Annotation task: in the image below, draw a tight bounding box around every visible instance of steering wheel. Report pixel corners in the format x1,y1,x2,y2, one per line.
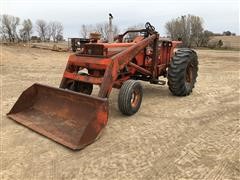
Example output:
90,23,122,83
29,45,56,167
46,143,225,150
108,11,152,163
145,22,155,32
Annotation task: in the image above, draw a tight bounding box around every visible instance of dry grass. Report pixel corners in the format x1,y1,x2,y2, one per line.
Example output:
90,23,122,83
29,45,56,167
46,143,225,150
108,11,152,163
210,36,240,49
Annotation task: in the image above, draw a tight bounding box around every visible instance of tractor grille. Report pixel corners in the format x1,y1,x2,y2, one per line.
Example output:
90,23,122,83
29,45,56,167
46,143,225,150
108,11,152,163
84,44,105,56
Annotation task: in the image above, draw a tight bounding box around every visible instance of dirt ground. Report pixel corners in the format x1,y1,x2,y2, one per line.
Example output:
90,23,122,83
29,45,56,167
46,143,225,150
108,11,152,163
0,45,239,179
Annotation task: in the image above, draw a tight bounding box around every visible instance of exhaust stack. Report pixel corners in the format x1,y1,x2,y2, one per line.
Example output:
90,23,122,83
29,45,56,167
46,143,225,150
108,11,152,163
108,13,114,43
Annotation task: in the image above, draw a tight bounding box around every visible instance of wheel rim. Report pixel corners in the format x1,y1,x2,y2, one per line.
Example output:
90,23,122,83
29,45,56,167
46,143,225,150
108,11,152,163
131,90,141,108
185,62,193,84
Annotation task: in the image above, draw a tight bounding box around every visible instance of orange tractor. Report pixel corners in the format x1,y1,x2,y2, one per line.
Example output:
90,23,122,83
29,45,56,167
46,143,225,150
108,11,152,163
8,23,198,150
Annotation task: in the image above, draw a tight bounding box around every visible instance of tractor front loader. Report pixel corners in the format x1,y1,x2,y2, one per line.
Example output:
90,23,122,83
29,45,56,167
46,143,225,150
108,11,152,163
7,23,198,150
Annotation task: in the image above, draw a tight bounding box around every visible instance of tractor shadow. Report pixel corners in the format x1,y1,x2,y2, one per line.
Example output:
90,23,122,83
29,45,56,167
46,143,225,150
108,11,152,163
107,82,179,119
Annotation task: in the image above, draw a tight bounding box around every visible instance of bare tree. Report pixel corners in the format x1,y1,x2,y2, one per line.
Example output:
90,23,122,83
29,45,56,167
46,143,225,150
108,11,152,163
0,14,20,42
19,19,33,42
95,22,119,40
80,22,119,40
95,23,108,39
35,19,48,41
113,25,119,37
165,20,176,39
45,25,51,41
0,16,6,41
80,24,88,38
199,30,214,47
126,24,144,40
48,21,63,42
56,22,64,42
190,15,204,47
47,22,55,41
80,24,94,38
165,15,204,47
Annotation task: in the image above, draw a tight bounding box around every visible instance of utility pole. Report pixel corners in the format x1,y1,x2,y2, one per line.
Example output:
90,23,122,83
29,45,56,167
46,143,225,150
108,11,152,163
108,13,114,43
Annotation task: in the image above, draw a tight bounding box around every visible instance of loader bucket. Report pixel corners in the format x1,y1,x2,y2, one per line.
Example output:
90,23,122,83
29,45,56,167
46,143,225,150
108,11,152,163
7,83,108,150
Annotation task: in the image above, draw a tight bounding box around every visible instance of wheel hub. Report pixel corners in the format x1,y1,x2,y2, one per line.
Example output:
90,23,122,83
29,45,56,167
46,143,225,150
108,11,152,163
131,90,141,108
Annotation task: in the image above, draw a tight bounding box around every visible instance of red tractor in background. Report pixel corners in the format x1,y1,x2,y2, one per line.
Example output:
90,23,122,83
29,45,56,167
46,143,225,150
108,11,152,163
8,22,198,150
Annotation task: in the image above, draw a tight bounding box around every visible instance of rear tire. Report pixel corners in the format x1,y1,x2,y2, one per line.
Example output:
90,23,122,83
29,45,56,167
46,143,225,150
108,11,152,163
118,80,143,116
167,48,198,96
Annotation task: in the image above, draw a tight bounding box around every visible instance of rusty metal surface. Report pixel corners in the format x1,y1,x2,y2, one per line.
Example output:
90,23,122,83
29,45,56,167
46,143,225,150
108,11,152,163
128,62,151,75
97,34,158,98
111,34,157,66
7,83,108,150
67,54,111,69
83,44,105,56
7,23,182,150
63,71,103,85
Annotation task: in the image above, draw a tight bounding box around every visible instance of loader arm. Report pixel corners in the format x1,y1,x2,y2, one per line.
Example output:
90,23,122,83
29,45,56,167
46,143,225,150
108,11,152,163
98,33,158,98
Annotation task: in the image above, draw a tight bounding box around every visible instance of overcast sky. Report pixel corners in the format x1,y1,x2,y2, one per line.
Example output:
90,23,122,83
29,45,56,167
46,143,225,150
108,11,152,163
1,0,239,38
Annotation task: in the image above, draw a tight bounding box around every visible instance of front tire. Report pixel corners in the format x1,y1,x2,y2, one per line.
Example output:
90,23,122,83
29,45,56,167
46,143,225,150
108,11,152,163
168,48,198,96
118,80,143,116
